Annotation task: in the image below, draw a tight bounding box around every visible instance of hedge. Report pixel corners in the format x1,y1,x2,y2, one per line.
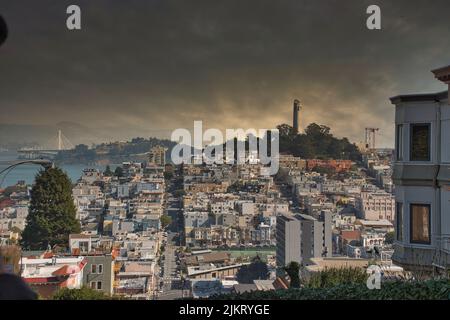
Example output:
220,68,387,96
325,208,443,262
212,279,450,300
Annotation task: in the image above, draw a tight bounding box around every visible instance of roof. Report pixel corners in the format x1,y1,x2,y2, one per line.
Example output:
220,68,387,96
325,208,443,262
52,265,73,276
185,251,230,266
432,65,450,83
340,230,361,241
69,234,92,239
187,263,250,276
253,280,275,291
390,90,448,104
357,219,393,227
124,261,153,273
272,276,290,290
305,257,370,273
233,283,258,294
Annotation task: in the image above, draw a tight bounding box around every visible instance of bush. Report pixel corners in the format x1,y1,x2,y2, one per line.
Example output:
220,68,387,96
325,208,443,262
305,267,368,288
52,287,113,300
212,279,450,300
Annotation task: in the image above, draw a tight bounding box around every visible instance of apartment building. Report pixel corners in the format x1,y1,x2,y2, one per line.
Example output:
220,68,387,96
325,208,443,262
276,212,332,268
356,190,395,221
391,65,450,271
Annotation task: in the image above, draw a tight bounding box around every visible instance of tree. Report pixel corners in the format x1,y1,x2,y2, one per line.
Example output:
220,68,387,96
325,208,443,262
284,261,301,288
160,215,172,229
163,171,174,180
385,231,395,244
21,167,80,250
103,165,113,177
277,122,362,161
114,166,124,178
235,256,269,284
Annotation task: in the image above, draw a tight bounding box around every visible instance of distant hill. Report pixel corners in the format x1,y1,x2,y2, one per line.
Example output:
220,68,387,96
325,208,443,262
55,137,177,165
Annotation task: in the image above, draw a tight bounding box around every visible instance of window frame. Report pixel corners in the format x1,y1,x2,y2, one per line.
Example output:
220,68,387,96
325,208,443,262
409,123,431,162
396,124,404,161
396,202,403,241
91,264,97,274
409,203,431,245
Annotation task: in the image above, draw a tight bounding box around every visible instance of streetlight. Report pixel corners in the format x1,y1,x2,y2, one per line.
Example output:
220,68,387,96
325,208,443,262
0,159,54,187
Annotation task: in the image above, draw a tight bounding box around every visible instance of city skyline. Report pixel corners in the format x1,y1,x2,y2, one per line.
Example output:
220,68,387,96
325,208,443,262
1,0,450,148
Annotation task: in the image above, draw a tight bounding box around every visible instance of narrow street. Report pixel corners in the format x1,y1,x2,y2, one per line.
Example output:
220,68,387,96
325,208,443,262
156,173,188,300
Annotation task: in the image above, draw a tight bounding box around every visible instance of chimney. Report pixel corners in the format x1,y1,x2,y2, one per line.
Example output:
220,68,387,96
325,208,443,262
293,99,301,133
432,65,450,103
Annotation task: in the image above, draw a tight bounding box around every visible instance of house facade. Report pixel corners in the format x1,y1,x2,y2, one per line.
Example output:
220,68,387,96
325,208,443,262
391,65,450,271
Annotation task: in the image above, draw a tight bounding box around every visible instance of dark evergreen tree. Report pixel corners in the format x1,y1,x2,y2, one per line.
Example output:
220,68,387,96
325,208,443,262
284,261,301,288
114,166,124,177
235,256,269,283
21,168,80,250
103,165,113,177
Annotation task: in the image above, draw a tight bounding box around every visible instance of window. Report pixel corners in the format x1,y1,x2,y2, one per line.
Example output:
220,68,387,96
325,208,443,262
396,203,403,241
396,124,403,160
79,241,89,253
98,264,103,274
91,264,97,274
410,123,431,161
90,281,102,290
410,204,431,244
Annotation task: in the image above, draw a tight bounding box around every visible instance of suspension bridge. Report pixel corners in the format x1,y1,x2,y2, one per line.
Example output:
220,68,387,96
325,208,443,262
17,130,75,159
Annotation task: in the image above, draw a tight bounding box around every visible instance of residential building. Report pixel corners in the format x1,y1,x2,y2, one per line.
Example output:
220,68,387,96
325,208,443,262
276,212,332,268
391,65,450,271
356,190,395,221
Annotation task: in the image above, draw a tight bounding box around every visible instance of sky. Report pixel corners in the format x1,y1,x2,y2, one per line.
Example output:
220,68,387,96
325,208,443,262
0,0,449,147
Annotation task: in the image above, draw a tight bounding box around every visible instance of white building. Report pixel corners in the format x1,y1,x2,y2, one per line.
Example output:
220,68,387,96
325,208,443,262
391,65,450,271
356,190,395,222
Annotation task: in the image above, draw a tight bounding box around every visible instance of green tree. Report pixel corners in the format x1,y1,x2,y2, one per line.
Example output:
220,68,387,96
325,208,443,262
284,261,301,288
277,122,362,161
21,167,80,250
385,231,395,244
160,215,172,229
103,165,113,177
236,256,269,284
164,171,174,180
114,166,124,178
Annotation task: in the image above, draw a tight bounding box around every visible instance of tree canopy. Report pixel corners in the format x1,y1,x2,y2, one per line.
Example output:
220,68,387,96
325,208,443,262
235,256,269,284
21,167,80,250
277,123,361,161
160,215,172,229
284,261,301,288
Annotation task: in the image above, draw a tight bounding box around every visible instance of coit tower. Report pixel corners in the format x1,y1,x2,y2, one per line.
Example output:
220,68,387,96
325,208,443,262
293,99,301,133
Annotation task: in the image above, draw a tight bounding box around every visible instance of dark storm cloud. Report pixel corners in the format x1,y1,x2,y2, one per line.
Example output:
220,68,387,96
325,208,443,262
0,0,449,147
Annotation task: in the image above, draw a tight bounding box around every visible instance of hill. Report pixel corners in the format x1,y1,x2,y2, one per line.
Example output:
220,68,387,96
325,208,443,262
277,123,361,161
